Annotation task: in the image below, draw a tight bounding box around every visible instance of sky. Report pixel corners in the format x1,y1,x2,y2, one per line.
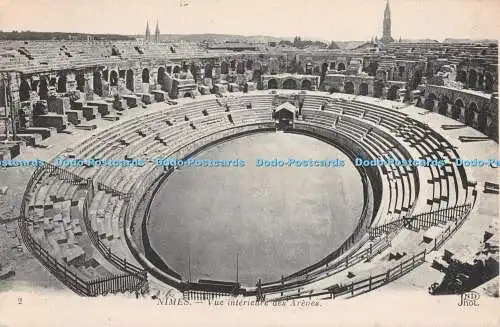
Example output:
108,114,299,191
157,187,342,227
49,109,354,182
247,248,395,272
0,0,499,41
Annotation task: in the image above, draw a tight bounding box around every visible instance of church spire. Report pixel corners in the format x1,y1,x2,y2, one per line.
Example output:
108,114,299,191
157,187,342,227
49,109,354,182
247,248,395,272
145,21,151,42
381,0,394,43
155,20,160,43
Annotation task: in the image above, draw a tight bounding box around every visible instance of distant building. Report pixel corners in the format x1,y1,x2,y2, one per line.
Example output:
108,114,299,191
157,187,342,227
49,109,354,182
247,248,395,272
380,0,394,44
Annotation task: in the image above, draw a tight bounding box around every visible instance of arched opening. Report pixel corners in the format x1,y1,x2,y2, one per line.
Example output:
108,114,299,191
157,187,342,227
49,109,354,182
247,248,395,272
452,99,464,120
329,62,336,70
282,79,297,89
252,70,262,82
409,69,423,90
102,70,109,81
126,69,134,92
0,79,5,107
183,92,192,98
204,64,213,78
359,83,369,96
268,79,278,89
301,79,312,90
57,75,67,93
344,81,354,94
485,72,494,92
157,67,165,89
49,77,57,87
236,62,245,74
467,70,477,89
424,93,437,110
19,79,31,101
142,68,150,83
230,60,236,70
387,85,399,100
456,70,467,83
166,66,172,74
173,66,181,74
39,77,48,100
76,73,85,92
221,61,229,74
337,62,346,71
478,73,484,90
93,72,103,96
366,62,378,76
246,60,254,70
190,63,199,83
109,70,118,87
373,80,384,98
478,106,487,131
465,102,477,125
398,66,405,79
438,95,450,115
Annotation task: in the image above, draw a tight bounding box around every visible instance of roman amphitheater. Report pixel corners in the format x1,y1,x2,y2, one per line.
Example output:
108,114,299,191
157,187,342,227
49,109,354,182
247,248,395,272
0,8,498,302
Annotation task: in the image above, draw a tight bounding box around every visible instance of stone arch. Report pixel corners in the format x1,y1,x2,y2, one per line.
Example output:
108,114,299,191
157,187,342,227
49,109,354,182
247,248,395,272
39,77,48,100
373,80,384,98
468,69,477,89
466,102,477,125
438,95,450,115
236,62,245,74
183,92,192,98
337,62,346,71
366,62,378,76
157,67,165,88
456,70,467,83
57,74,67,93
282,79,297,89
398,66,405,79
359,83,369,96
76,73,85,92
109,70,118,87
142,68,150,83
301,79,312,90
344,81,354,94
387,85,399,100
204,64,213,78
126,69,134,92
166,66,172,74
452,98,464,120
19,79,31,101
485,72,494,92
268,78,278,89
221,61,229,74
478,105,487,131
93,72,103,96
252,69,262,82
173,66,181,74
102,70,109,82
246,59,254,70
424,93,437,110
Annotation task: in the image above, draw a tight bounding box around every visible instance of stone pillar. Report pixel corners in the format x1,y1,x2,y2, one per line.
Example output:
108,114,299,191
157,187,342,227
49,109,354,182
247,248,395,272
84,72,94,101
66,73,77,92
432,99,439,113
212,63,221,83
446,103,453,117
460,106,466,123
133,68,143,93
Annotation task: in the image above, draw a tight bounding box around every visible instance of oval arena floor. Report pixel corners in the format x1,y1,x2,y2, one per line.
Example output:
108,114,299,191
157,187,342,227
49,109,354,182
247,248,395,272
147,132,364,285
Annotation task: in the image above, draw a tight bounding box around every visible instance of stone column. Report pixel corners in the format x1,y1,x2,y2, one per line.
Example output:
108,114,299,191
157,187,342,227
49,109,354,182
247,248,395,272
84,72,94,101
66,73,77,92
432,99,439,113
446,103,453,117
133,67,143,94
